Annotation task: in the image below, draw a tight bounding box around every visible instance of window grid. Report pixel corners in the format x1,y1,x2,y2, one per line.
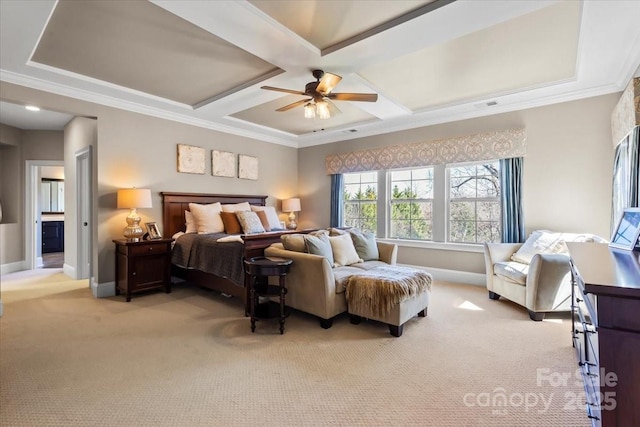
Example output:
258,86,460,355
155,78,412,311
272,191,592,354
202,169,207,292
341,161,502,244
389,168,433,240
343,172,378,234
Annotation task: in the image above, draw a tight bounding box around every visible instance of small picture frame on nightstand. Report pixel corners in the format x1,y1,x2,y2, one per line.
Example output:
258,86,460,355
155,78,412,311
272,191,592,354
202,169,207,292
145,222,162,240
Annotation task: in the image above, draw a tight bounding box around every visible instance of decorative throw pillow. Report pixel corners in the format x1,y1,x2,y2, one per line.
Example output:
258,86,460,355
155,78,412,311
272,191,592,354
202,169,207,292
220,211,242,234
304,233,335,266
221,202,251,213
511,230,566,264
251,206,282,231
281,234,307,252
349,229,379,261
329,227,348,236
188,202,224,234
235,211,265,234
329,233,363,266
184,211,196,233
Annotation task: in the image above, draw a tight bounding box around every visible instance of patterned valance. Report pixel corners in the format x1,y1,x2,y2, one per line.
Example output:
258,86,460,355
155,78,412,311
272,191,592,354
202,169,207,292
325,128,527,175
611,77,640,147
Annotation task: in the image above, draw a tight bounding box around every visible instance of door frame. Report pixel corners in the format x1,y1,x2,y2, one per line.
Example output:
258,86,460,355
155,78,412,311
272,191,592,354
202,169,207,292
25,160,64,270
75,146,92,280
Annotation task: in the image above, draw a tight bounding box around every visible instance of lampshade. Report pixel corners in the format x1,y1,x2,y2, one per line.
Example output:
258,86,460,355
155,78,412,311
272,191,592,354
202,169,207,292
315,100,330,120
282,198,301,212
117,188,152,209
304,103,316,119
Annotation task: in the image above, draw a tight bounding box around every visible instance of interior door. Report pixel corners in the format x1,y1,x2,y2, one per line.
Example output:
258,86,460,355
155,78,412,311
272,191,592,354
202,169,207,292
76,147,92,280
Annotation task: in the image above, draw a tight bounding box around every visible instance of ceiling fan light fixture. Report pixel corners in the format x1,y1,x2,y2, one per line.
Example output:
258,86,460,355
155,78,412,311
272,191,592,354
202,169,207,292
316,100,330,120
304,103,316,118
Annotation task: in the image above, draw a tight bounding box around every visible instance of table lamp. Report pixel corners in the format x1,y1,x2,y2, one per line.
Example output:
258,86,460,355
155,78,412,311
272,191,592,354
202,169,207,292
282,198,301,230
117,188,152,241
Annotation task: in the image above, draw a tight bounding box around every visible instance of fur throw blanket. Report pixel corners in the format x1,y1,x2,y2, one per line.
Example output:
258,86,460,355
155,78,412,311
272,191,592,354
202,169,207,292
345,266,432,317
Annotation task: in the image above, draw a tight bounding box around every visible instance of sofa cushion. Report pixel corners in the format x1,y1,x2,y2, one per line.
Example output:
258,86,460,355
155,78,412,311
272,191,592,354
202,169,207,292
304,233,335,266
494,261,529,285
333,266,364,294
329,233,363,266
349,229,380,261
350,260,388,270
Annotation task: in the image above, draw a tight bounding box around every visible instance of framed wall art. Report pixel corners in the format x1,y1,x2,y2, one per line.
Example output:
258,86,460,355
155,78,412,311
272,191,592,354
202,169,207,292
238,154,258,180
177,144,206,174
609,207,640,250
212,150,236,178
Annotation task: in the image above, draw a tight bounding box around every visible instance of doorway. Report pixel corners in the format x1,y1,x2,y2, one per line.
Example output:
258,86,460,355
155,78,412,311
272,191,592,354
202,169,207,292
25,160,64,270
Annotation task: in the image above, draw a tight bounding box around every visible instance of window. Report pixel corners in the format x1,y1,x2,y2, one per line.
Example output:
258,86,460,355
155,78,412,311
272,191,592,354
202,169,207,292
448,162,501,243
341,161,502,244
390,168,433,240
343,172,377,233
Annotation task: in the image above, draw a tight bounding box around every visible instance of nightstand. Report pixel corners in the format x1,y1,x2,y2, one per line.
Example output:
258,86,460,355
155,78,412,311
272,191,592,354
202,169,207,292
113,238,173,302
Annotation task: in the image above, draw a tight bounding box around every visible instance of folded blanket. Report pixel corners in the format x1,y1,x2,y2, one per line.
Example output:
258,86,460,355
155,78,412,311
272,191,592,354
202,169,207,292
345,266,432,317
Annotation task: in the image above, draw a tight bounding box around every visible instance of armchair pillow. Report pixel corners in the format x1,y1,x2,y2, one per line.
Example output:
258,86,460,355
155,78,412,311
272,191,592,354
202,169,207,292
511,230,606,264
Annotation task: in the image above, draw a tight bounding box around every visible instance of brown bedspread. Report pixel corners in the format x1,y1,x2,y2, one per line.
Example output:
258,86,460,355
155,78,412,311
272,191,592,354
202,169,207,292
172,233,245,286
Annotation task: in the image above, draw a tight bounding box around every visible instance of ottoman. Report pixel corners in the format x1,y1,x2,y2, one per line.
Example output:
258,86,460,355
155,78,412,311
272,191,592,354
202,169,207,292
345,266,432,337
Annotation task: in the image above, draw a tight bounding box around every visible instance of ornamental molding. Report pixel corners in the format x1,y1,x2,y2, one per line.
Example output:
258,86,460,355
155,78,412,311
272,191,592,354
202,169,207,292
611,77,640,147
325,128,526,175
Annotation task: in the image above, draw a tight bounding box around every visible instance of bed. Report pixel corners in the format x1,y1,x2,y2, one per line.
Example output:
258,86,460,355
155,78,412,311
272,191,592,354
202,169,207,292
161,192,303,312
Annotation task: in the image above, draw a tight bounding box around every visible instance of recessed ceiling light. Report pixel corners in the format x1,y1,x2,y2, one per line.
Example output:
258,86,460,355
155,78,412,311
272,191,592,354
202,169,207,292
25,105,40,111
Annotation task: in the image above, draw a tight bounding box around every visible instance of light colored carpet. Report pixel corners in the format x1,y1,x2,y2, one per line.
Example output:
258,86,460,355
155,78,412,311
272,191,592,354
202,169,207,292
0,269,588,426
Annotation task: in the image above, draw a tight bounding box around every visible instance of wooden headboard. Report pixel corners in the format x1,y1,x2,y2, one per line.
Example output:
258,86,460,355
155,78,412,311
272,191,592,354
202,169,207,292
161,192,267,238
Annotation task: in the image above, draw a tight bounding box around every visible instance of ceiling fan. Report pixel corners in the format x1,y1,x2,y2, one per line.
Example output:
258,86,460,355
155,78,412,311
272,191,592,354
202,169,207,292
261,69,378,119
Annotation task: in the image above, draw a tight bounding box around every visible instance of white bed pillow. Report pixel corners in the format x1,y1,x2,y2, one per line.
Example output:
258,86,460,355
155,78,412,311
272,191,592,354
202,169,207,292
250,206,282,231
188,202,224,234
184,211,196,233
329,233,363,266
221,202,251,213
236,211,265,234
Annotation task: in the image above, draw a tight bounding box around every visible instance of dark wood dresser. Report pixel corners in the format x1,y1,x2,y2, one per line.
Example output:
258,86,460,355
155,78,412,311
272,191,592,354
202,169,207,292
567,242,640,427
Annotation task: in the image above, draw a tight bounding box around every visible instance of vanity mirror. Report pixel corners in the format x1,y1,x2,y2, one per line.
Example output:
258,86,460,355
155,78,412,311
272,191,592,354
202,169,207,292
41,179,64,213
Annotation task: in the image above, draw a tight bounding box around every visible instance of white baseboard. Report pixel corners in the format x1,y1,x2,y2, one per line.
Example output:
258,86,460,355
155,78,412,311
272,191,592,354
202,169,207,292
0,261,26,276
91,279,115,298
62,263,76,279
36,256,43,268
400,264,486,287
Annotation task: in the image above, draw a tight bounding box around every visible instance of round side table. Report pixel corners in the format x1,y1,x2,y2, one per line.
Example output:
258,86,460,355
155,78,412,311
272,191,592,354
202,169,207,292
244,256,293,334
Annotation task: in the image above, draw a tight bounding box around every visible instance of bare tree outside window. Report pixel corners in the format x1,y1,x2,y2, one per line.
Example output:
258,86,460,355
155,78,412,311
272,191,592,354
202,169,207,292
449,162,501,243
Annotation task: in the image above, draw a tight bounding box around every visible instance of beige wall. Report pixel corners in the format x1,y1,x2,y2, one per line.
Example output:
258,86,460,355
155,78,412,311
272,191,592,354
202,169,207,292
0,81,298,286
298,94,619,274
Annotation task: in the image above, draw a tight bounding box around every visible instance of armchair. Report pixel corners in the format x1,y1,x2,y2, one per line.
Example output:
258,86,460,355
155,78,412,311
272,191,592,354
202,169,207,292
483,230,606,321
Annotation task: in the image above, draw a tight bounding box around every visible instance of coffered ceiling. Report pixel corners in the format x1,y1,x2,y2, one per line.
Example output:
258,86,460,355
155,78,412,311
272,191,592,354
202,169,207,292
1,0,639,147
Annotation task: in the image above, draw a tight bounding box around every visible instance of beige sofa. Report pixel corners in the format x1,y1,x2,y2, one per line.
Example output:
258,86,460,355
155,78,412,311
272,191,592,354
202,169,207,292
264,241,398,328
483,230,606,321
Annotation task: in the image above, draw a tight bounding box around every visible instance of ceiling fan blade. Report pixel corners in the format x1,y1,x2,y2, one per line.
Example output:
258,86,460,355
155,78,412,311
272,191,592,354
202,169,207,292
276,99,310,112
328,93,378,102
261,86,308,96
316,72,342,96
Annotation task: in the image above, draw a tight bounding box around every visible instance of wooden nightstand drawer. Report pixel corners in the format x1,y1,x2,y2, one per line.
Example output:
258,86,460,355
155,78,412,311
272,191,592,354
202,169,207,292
128,242,170,257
